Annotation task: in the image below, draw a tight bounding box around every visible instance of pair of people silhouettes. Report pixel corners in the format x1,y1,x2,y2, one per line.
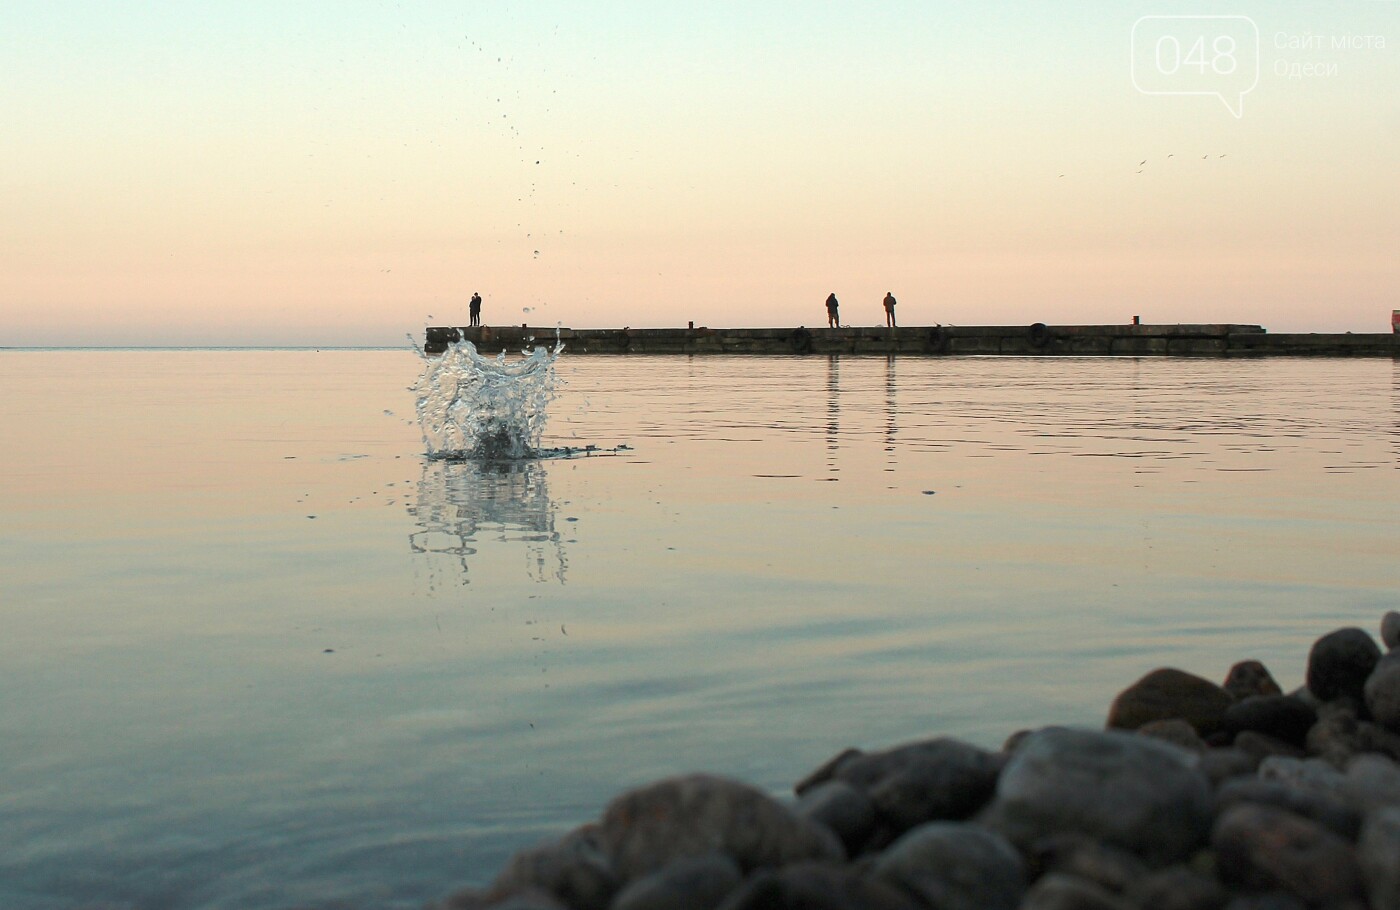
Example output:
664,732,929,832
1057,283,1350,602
468,293,482,327
824,292,897,328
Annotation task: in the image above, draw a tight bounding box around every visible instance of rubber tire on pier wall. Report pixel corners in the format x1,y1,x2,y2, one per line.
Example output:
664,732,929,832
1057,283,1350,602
1028,322,1051,349
425,327,460,344
789,328,814,354
925,326,947,354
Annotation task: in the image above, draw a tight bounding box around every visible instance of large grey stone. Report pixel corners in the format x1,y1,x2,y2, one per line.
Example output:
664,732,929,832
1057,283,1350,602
977,727,1212,865
871,821,1025,910
600,774,843,882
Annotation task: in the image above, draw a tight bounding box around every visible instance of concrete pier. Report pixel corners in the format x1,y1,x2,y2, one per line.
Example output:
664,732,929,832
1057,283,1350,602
423,324,1398,357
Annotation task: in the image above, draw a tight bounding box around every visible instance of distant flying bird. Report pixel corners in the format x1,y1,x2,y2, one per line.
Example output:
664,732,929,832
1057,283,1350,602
1139,160,1146,165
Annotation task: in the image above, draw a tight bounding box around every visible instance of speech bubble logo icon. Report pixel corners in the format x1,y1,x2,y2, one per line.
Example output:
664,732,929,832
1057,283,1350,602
1131,16,1260,118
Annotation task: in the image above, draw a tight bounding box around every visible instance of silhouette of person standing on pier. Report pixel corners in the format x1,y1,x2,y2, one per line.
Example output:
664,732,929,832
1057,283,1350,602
469,292,482,327
883,291,897,328
826,293,840,328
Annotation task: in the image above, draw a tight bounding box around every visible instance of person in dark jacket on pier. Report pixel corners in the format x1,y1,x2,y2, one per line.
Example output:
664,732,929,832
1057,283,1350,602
469,293,482,327
826,293,840,328
883,291,897,327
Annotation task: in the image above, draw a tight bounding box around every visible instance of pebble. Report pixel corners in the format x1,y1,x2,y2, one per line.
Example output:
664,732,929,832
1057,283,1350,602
438,616,1400,910
1223,660,1284,700
1306,627,1382,703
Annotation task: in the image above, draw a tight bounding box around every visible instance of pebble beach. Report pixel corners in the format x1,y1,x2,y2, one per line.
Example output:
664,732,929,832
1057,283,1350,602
440,612,1400,910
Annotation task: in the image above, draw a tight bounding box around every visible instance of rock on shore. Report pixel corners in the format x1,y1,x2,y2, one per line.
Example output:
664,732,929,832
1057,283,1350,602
439,612,1400,910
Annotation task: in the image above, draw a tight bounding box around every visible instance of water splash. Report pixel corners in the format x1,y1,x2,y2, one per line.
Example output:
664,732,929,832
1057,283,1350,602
412,337,563,460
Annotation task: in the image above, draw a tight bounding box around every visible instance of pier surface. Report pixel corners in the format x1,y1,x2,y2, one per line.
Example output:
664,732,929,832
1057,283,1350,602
424,324,1398,357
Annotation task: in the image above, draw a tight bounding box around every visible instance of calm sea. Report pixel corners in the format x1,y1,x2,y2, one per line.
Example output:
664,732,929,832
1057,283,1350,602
1,350,1396,909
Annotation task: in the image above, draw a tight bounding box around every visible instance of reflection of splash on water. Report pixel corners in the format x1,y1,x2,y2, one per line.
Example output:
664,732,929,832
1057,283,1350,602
412,338,563,460
408,459,566,586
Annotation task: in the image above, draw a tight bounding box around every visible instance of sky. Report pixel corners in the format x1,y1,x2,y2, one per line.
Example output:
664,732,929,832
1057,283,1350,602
3,1,1398,345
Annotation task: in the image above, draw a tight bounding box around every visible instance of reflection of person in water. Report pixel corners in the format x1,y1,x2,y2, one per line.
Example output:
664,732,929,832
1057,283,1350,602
883,291,897,328
469,292,482,327
825,293,840,328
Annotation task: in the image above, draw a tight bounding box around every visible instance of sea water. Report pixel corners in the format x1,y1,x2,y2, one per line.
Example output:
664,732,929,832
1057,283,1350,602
0,350,1396,909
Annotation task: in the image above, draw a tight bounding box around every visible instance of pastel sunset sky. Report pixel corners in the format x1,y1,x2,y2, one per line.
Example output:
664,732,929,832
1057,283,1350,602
4,1,1397,346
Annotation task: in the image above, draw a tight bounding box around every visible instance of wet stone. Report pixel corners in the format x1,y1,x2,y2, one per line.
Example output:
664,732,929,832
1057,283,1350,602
1224,660,1284,701
1211,803,1365,906
1107,668,1234,737
831,737,1002,834
609,852,743,910
600,774,843,883
1306,627,1382,704
978,727,1213,865
1223,695,1317,748
871,821,1025,910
